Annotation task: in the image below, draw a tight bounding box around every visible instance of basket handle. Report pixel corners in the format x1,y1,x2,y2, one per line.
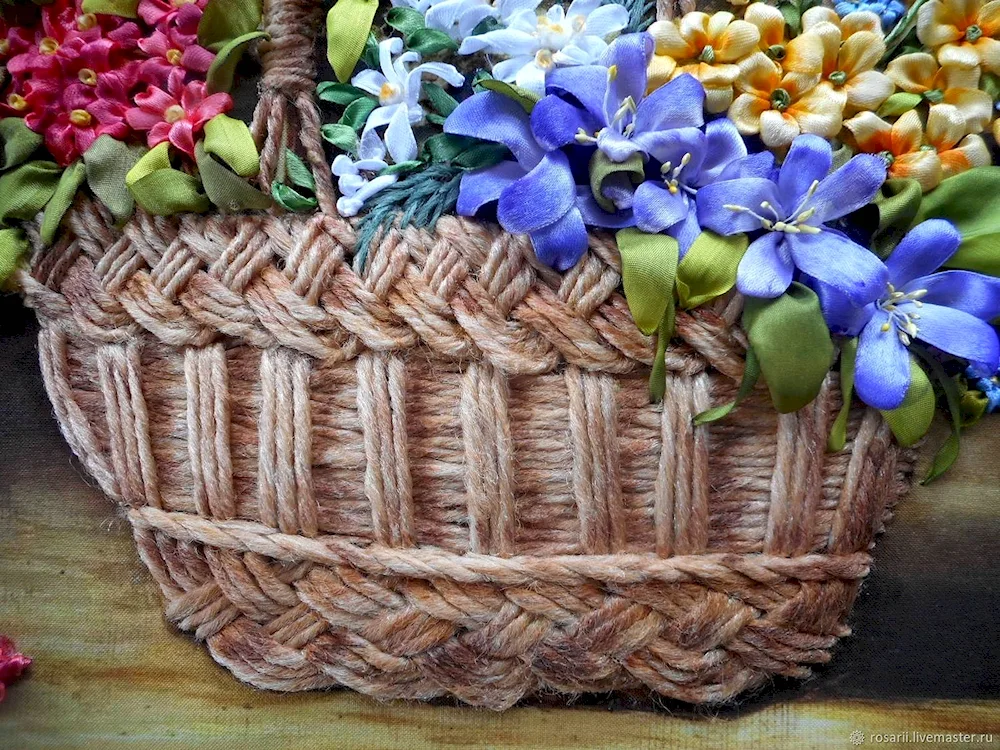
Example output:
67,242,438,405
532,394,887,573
252,0,337,214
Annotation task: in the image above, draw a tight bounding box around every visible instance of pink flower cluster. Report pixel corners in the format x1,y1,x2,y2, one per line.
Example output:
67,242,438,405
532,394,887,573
0,0,232,165
0,635,30,702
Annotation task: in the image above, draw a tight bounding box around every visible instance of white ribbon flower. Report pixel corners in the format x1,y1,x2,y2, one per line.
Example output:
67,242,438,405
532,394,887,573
351,37,465,165
424,0,542,41
457,0,630,96
332,132,399,217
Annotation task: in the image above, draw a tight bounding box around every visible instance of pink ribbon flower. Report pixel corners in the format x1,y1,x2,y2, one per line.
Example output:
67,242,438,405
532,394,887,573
0,636,31,703
138,25,214,86
126,68,232,156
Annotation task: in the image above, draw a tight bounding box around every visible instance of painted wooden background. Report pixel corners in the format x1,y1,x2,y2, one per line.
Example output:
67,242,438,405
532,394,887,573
2,299,999,749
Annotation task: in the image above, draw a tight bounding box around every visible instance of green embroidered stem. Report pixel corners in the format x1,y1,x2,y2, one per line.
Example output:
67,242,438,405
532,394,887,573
881,0,933,63
828,337,858,452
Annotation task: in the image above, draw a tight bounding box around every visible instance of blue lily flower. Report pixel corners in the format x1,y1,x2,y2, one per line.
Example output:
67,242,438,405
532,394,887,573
529,32,706,163
696,134,889,303
631,118,749,254
814,219,1000,410
444,90,632,270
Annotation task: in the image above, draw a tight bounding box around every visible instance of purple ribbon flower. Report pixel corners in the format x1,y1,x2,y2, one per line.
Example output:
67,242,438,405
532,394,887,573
815,219,1000,410
445,89,630,270
531,33,706,162
696,134,889,303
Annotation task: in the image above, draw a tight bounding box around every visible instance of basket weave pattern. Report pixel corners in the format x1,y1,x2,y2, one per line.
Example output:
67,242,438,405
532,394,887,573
19,0,914,709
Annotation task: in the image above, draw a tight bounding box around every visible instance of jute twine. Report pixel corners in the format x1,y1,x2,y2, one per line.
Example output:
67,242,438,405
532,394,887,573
17,0,915,709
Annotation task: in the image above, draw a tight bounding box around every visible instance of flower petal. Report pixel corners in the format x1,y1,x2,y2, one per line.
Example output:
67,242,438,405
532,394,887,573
758,108,800,148
886,52,937,93
696,176,784,234
696,117,747,184
634,72,705,132
457,161,527,215
915,269,1000,320
633,181,690,233
786,229,889,304
530,206,590,270
531,94,599,150
736,232,795,298
915,303,1000,373
384,102,419,163
808,153,887,224
584,4,630,38
854,310,912,410
844,70,894,111
778,134,832,211
497,150,576,233
445,90,544,168
811,280,876,336
885,218,962,286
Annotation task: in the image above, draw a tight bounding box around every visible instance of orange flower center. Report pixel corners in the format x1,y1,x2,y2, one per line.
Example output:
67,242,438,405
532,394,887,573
39,37,59,55
6,93,27,111
69,109,92,127
78,68,98,86
0,40,9,57
966,24,983,42
166,48,183,65
164,104,186,123
766,44,785,62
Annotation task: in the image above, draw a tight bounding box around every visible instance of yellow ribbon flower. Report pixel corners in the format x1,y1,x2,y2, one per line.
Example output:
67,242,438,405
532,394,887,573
844,110,943,190
917,0,1000,71
925,102,992,177
801,7,894,112
648,11,760,112
729,50,844,147
743,2,825,77
887,52,994,132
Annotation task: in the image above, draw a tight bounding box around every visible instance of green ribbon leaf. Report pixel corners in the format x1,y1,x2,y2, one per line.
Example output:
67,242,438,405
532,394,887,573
0,227,29,290
284,148,315,192
206,30,268,94
125,141,172,186
203,114,260,177
272,182,318,212
327,0,379,83
126,143,211,215
694,346,761,425
616,228,679,335
675,231,748,309
0,117,43,170
321,124,360,154
779,2,802,35
617,229,679,403
407,28,458,55
195,142,272,212
590,151,644,213
880,358,936,447
874,177,922,258
316,81,368,106
911,166,1000,276
913,348,963,484
130,170,212,215
423,82,460,118
453,142,509,170
198,0,263,51
40,160,87,246
828,337,858,452
385,6,425,36
83,135,144,223
648,310,674,403
877,91,922,118
80,0,138,17
0,160,62,224
743,282,835,414
423,133,474,163
474,77,539,113
340,96,379,131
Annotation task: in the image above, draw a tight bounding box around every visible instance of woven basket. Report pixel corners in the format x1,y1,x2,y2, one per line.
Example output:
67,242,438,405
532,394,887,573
18,0,916,710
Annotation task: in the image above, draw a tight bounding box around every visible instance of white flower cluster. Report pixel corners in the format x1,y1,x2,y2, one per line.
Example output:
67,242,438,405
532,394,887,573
334,0,630,214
